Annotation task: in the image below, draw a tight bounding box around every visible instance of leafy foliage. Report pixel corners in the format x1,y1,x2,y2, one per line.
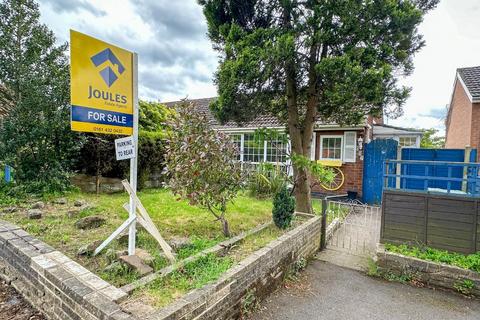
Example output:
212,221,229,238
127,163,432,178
165,102,243,237
272,185,295,229
199,0,438,213
385,243,480,273
0,0,80,193
420,128,445,149
247,163,288,199
75,101,173,190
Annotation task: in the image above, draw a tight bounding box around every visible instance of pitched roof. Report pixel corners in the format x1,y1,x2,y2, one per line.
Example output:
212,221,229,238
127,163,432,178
164,97,284,130
457,66,480,101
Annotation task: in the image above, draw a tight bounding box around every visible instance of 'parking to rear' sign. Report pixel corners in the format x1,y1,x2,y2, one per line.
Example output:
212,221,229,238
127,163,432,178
115,136,135,160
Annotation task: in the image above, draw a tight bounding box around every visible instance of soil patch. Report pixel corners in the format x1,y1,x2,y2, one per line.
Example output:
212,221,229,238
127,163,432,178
0,280,45,320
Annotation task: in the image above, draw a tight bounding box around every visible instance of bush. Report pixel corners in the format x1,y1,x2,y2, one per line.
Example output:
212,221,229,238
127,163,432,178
74,101,173,191
165,101,243,237
272,186,295,229
247,163,288,198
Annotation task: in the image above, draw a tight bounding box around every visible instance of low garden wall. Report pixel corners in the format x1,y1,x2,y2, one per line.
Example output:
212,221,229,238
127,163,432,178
0,220,133,320
0,216,321,320
142,216,321,320
376,244,480,296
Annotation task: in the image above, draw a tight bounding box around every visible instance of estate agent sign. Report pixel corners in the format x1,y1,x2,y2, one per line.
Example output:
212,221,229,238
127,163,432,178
70,30,134,135
69,30,175,261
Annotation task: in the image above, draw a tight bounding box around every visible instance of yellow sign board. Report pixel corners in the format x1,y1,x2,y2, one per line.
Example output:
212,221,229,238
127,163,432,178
70,30,134,135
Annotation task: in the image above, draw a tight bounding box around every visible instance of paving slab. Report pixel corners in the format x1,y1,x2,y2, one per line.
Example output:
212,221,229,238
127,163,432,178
254,260,480,320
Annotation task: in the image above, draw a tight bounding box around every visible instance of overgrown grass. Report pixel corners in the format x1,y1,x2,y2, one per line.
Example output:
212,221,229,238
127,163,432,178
0,188,274,285
141,253,235,307
134,220,302,308
384,243,480,273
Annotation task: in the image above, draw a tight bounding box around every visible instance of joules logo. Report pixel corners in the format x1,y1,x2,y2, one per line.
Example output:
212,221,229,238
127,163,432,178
91,48,125,87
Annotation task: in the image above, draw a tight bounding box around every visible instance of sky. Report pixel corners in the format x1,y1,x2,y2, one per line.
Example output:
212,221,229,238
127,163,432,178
37,0,480,136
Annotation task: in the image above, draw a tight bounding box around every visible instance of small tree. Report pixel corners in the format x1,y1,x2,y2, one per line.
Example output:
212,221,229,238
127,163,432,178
272,185,295,229
420,128,445,149
165,102,242,237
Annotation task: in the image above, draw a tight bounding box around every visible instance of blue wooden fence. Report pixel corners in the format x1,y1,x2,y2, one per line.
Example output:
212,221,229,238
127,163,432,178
384,160,480,197
399,148,477,192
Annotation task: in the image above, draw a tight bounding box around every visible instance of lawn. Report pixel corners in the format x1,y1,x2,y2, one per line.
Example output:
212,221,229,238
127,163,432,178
0,188,274,285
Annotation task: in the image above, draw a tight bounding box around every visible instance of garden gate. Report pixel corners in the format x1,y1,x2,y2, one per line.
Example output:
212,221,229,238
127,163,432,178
362,139,398,204
321,199,381,256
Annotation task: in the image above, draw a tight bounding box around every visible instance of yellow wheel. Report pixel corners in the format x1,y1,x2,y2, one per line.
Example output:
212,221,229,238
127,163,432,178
320,167,345,191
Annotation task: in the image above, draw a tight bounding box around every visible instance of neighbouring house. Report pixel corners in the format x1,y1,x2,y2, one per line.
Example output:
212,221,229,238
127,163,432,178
166,98,422,198
372,124,422,147
445,66,480,156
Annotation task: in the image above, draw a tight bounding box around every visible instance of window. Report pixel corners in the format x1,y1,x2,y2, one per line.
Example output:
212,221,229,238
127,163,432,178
243,133,264,163
343,132,357,162
320,136,343,160
229,134,242,161
266,134,288,163
399,136,417,147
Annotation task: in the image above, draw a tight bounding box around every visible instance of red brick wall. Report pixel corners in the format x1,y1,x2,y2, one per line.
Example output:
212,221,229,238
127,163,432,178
311,130,365,197
469,103,480,157
445,80,473,148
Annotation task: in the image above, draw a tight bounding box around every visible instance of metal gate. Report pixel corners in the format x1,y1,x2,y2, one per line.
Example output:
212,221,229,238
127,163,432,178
326,200,381,256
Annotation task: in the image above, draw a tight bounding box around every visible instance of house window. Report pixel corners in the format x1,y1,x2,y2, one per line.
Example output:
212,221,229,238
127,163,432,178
229,134,242,161
399,136,417,147
243,133,264,163
320,136,343,160
266,134,288,163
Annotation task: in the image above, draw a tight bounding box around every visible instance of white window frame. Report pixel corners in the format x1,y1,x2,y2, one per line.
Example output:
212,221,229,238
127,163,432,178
319,135,344,161
343,131,357,163
398,136,418,148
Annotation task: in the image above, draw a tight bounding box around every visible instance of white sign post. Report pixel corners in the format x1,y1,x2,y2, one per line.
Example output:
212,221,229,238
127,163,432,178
128,52,139,256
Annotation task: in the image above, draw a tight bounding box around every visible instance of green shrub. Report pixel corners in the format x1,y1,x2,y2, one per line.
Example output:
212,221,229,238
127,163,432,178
272,186,295,229
247,163,288,198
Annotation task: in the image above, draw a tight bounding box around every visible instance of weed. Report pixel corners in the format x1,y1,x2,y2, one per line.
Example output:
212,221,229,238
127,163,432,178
384,243,480,273
384,271,412,283
367,258,380,277
454,279,475,296
242,289,259,317
287,257,308,281
145,253,234,307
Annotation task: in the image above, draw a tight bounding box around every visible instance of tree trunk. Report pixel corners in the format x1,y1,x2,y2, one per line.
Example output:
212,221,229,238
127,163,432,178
219,216,231,238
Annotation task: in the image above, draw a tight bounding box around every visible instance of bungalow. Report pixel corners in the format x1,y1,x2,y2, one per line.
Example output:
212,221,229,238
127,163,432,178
166,97,422,198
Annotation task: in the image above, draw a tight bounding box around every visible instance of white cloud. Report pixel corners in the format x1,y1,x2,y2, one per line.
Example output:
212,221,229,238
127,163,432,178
390,0,480,136
37,0,480,134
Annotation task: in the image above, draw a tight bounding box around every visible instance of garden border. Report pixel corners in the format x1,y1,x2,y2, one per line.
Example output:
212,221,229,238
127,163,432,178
376,244,480,296
142,216,321,320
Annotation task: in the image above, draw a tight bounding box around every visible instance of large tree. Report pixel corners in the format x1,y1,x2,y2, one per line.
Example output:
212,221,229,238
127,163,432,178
199,0,438,213
0,0,78,192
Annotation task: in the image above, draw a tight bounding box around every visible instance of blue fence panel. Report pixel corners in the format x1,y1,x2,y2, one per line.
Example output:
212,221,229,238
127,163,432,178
400,148,477,192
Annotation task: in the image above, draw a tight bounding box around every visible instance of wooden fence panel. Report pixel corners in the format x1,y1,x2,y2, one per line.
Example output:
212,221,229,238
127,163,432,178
381,190,479,254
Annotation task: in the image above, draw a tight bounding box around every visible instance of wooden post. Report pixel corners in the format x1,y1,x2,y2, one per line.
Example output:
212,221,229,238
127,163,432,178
462,146,472,193
395,146,402,189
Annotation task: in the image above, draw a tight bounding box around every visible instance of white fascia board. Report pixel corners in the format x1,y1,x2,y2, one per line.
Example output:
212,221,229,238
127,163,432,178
314,125,365,131
215,127,285,133
457,73,475,103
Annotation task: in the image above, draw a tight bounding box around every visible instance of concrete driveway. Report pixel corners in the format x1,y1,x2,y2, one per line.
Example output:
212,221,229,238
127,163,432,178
253,260,480,320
